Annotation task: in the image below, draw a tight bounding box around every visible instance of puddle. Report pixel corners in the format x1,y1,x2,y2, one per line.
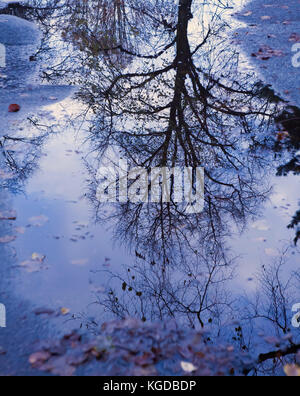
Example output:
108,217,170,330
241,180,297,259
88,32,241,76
0,0,299,376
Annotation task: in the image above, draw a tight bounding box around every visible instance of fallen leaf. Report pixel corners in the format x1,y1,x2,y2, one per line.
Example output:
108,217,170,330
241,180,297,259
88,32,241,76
0,235,16,244
70,259,89,267
32,253,45,261
28,215,49,227
251,220,270,231
61,308,70,316
29,351,51,368
34,307,55,316
181,361,198,373
0,346,6,355
8,104,21,113
134,352,155,367
277,131,289,141
15,227,26,235
253,46,285,60
0,210,17,221
284,364,300,377
39,356,76,376
20,253,46,273
289,33,300,43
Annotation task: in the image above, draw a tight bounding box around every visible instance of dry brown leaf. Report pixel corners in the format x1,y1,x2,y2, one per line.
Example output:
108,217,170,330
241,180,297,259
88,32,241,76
284,364,300,377
29,351,51,368
20,253,46,273
70,259,89,267
0,235,16,244
181,361,198,373
61,308,70,316
28,215,49,227
0,210,17,221
289,33,300,43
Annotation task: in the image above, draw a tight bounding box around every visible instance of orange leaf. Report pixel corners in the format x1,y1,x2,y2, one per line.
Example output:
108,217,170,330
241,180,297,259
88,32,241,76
8,104,21,113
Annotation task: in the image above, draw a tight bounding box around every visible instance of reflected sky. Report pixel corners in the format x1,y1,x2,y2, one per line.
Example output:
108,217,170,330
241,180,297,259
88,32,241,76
6,100,132,314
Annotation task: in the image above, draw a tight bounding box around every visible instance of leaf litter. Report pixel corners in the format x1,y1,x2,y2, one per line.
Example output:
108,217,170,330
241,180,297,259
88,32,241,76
252,45,285,61
28,215,49,227
29,319,255,377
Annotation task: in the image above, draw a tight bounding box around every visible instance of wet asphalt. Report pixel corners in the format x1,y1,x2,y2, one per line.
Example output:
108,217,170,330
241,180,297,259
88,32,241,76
234,0,300,106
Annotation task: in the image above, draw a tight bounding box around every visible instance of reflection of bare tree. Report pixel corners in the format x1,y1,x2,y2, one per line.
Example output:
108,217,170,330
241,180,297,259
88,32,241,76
89,247,300,376
81,0,281,264
86,0,277,173
248,263,297,336
97,240,235,330
15,0,178,82
0,0,62,21
13,1,296,251
4,0,296,375
78,6,291,369
60,0,157,57
0,119,53,193
240,253,300,376
86,244,300,376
